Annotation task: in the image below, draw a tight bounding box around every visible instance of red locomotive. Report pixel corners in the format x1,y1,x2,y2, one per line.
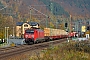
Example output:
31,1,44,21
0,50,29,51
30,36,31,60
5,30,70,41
24,27,68,44
24,28,44,44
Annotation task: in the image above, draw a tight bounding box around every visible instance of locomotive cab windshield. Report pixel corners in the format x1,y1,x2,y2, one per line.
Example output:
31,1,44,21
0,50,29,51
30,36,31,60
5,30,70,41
25,29,34,34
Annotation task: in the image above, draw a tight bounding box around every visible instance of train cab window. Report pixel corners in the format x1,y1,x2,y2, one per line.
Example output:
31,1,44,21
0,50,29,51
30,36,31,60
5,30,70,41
26,29,34,34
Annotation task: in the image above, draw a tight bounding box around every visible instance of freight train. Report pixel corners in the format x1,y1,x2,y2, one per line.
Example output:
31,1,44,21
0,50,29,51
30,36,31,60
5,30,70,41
24,27,69,44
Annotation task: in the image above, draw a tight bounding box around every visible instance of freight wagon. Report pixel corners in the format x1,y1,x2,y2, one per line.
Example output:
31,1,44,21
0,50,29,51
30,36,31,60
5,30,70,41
44,28,68,40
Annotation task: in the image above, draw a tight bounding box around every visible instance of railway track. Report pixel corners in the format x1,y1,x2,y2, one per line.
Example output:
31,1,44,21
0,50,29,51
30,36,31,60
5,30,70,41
0,39,67,59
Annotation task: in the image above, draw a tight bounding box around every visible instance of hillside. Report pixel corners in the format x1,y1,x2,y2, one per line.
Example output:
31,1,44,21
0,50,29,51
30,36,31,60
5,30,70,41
0,0,90,38
54,0,90,19
1,0,90,20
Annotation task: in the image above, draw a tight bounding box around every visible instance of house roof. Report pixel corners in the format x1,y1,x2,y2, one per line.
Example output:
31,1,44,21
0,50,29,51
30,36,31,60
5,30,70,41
16,22,39,26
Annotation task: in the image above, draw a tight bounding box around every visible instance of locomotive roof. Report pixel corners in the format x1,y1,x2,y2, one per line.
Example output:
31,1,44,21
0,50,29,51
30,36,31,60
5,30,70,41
26,28,43,32
16,22,39,26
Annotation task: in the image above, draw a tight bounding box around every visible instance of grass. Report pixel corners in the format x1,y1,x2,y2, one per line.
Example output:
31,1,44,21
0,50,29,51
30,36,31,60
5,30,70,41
29,40,90,60
0,43,9,47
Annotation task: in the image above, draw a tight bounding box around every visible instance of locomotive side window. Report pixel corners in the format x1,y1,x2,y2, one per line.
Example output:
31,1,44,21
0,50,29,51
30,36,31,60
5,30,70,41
26,29,34,34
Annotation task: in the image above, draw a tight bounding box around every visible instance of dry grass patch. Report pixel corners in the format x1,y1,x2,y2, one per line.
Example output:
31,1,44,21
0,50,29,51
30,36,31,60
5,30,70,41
29,40,90,60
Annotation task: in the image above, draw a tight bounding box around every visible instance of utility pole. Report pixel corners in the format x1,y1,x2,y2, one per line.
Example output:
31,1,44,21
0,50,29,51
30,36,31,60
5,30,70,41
55,6,57,29
69,15,71,32
50,2,53,28
13,27,14,37
49,2,53,36
6,27,9,44
30,9,32,22
45,6,48,28
77,21,79,38
5,27,6,40
10,9,14,37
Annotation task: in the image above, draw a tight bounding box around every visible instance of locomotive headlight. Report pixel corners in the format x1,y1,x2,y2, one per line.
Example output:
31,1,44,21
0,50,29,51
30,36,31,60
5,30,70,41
32,35,34,38
25,35,28,38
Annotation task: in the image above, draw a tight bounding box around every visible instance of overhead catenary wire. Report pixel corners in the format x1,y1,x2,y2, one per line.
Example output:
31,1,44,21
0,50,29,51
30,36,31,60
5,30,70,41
29,5,48,18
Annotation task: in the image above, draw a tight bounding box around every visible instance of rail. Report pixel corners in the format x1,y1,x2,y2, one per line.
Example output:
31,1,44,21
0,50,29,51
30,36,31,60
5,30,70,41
0,39,67,59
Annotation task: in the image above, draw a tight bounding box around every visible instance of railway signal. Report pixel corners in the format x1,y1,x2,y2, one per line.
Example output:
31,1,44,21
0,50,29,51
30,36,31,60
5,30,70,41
87,26,90,30
65,23,68,27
